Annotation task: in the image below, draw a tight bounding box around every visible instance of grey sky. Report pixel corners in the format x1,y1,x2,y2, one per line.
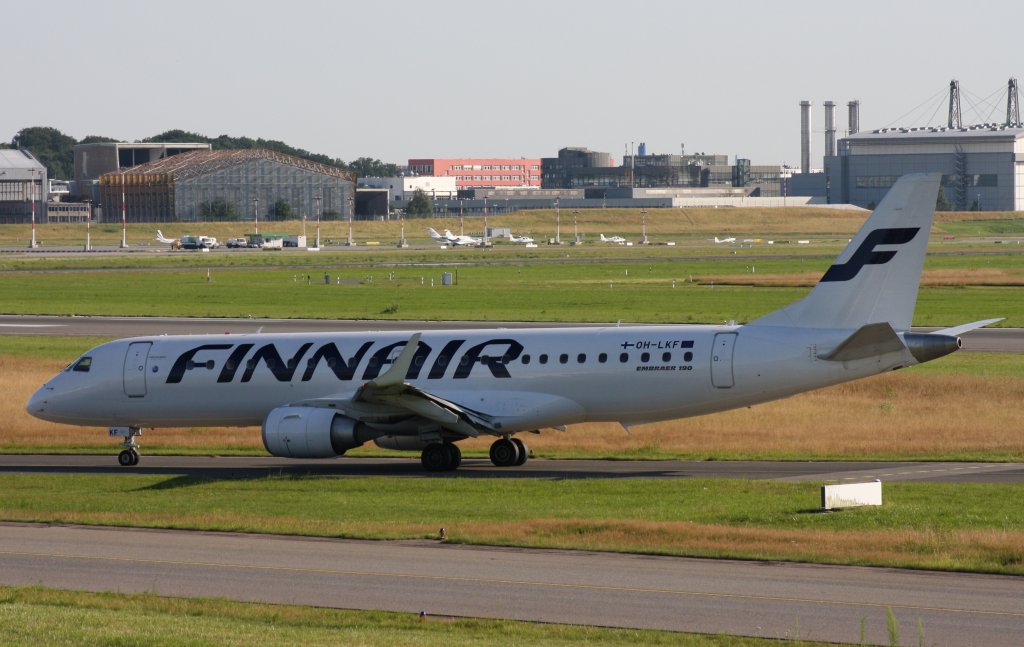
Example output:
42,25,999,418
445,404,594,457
5,0,1020,168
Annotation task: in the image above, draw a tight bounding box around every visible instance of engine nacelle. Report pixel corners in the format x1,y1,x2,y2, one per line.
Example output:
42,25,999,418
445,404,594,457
262,406,373,458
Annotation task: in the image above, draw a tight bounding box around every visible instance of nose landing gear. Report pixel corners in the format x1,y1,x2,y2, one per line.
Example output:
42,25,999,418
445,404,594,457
109,426,142,466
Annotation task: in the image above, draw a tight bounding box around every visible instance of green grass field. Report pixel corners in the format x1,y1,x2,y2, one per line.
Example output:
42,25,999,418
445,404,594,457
0,587,833,647
2,474,1023,575
1,254,1022,325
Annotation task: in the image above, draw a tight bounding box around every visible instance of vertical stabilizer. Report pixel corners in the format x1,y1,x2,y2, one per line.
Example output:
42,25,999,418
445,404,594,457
750,173,941,331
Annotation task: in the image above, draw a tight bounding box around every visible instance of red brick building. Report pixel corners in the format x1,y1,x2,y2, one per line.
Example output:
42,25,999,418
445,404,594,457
406,158,542,189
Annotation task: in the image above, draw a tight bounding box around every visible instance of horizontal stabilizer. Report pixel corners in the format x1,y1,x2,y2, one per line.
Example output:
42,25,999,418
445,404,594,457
818,323,904,362
931,318,1003,337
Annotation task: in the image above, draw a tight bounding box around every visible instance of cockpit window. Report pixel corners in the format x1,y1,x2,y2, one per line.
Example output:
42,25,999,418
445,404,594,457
70,357,92,373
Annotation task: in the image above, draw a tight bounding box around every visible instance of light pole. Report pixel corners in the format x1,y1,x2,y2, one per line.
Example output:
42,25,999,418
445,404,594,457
640,209,649,245
29,169,38,249
346,194,354,246
84,199,92,251
555,198,561,245
572,209,579,244
253,196,259,235
313,194,321,248
120,172,127,248
398,211,407,248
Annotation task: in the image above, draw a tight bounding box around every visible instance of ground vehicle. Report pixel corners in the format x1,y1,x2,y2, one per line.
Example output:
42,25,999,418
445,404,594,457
199,237,219,249
226,237,247,248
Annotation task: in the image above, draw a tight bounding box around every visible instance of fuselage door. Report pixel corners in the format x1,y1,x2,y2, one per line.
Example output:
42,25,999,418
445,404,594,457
710,332,737,388
123,342,152,397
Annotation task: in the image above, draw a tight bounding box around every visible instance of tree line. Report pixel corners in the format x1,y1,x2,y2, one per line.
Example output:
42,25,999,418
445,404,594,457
3,127,398,180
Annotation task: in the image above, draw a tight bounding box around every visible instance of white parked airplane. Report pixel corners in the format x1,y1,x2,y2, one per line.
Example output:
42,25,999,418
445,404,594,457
28,175,999,471
426,227,482,246
509,233,535,244
714,236,737,244
443,229,483,246
599,234,627,244
155,230,177,245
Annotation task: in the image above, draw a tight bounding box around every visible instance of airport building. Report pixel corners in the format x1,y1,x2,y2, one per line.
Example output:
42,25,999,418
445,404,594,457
795,81,1024,211
406,158,542,189
825,125,1024,210
98,149,355,222
0,149,48,224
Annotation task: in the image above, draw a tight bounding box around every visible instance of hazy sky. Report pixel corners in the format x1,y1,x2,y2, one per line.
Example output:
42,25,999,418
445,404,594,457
5,0,1021,167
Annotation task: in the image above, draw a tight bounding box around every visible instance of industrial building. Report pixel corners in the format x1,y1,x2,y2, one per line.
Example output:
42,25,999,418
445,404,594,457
74,141,212,184
98,149,355,222
0,149,48,224
541,146,783,197
796,79,1024,211
826,124,1024,210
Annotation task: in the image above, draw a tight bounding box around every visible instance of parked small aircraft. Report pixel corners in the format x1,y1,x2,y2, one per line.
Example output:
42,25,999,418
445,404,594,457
155,230,177,246
599,234,627,244
714,236,737,244
426,227,482,246
509,233,535,244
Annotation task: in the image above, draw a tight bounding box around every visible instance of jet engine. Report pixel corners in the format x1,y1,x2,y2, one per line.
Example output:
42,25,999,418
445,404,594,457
262,406,376,458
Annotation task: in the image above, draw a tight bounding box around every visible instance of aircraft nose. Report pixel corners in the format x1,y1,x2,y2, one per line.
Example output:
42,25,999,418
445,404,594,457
26,384,53,419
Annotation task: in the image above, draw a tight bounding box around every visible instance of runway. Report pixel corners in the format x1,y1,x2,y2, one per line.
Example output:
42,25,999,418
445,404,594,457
1,522,1022,645
0,314,1022,352
3,454,1024,484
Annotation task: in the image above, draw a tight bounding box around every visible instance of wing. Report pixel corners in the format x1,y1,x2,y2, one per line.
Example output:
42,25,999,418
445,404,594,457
291,333,498,437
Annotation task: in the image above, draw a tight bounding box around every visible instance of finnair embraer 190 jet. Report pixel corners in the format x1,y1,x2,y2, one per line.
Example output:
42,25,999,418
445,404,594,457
27,174,999,470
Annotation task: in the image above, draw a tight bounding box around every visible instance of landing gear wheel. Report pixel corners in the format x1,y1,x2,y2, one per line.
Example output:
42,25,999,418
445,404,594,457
489,438,520,467
511,437,529,466
421,443,461,472
446,443,462,470
112,426,142,467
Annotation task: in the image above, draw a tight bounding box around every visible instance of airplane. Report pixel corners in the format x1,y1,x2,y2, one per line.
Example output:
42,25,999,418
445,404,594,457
426,227,482,246
28,174,1000,472
599,234,627,244
508,233,535,244
714,236,737,244
155,230,178,246
443,229,483,246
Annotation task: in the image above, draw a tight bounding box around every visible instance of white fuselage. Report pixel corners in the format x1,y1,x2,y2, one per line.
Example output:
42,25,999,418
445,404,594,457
27,324,914,432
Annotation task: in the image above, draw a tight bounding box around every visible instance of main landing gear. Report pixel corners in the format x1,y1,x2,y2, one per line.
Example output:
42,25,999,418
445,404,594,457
421,442,462,472
418,436,530,471
109,426,142,466
489,437,528,467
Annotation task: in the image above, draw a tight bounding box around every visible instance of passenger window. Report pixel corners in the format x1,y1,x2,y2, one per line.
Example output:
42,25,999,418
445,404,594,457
522,354,531,365
71,357,92,372
684,351,693,362
559,353,569,364
619,352,629,363
662,352,671,362
598,353,607,363
577,353,586,363
641,352,650,363
539,354,548,364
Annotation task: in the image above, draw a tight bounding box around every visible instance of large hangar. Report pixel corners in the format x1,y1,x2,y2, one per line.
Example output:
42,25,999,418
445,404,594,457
826,124,1024,210
99,149,355,222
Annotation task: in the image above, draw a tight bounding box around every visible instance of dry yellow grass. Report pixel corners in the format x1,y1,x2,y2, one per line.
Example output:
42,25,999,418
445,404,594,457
7,355,1022,458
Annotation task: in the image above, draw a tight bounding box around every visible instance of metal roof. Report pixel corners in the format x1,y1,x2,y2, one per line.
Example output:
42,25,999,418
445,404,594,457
847,123,1024,143
0,148,45,171
105,148,354,182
